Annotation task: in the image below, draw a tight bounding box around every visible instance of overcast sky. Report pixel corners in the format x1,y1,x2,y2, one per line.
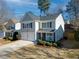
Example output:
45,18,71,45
5,0,69,18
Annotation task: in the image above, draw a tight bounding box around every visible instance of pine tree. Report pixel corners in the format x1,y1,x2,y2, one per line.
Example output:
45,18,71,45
38,0,50,16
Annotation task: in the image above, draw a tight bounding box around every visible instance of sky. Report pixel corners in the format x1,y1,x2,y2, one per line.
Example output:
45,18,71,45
5,0,70,19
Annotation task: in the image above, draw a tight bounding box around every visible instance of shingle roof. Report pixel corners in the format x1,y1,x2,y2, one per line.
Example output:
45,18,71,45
21,12,39,22
21,11,59,22
40,14,59,20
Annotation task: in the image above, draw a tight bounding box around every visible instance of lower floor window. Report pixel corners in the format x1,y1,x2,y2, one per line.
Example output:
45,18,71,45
37,33,53,41
6,32,13,37
46,33,52,41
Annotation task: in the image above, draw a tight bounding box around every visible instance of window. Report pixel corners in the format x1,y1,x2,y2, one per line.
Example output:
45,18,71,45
42,22,52,28
22,23,25,28
42,23,46,28
46,33,52,41
22,23,32,29
11,25,15,29
47,22,52,28
29,23,32,28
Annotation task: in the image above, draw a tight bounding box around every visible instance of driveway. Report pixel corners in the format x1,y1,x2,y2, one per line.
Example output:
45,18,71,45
0,40,34,59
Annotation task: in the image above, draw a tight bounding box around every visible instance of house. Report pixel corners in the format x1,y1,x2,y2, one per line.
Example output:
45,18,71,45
21,12,65,42
70,20,79,30
0,24,5,38
0,19,21,38
5,19,21,37
65,24,74,32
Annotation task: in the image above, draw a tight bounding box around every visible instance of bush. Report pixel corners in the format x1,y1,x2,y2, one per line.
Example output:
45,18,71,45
52,43,58,47
8,37,13,41
3,36,13,41
46,42,52,46
37,39,46,45
63,36,68,40
3,37,7,39
56,41,62,47
74,31,79,41
12,31,21,41
37,39,62,47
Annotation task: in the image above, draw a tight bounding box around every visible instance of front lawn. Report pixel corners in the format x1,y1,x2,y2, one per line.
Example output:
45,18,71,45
2,45,79,59
0,39,11,46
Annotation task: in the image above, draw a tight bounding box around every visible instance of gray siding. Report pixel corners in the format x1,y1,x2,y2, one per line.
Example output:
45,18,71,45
0,31,5,38
55,26,64,41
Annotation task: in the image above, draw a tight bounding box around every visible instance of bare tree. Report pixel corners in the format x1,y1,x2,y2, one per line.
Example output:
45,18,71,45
0,0,13,31
0,0,13,23
66,0,79,20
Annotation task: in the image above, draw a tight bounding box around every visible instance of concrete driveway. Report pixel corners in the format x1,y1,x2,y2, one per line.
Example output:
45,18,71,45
0,40,34,59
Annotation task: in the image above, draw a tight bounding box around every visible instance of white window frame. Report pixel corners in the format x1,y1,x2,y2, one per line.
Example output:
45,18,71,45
40,22,52,29
22,23,32,29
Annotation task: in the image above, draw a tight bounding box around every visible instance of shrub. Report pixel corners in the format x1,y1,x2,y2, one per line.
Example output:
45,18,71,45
3,37,7,39
37,39,41,45
46,42,52,46
56,41,62,47
8,37,13,41
74,31,79,41
52,43,58,47
12,31,21,41
3,36,13,41
37,39,47,46
63,36,68,40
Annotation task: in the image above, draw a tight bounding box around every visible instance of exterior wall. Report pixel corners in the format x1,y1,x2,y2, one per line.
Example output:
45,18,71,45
55,26,64,41
39,20,55,30
5,24,15,30
52,20,55,30
15,23,21,30
55,14,65,31
55,14,65,41
35,22,39,40
21,21,35,32
21,21,35,41
0,31,5,38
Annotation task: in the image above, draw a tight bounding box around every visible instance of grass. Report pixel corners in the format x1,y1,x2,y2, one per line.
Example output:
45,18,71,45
0,39,11,46
1,45,79,59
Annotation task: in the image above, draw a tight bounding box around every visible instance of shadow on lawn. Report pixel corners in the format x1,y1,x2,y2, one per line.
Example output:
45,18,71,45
61,39,79,49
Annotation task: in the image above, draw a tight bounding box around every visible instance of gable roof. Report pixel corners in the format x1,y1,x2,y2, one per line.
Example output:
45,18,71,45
21,12,60,22
21,12,39,22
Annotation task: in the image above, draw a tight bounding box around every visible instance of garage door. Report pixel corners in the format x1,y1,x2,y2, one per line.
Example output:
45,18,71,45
21,32,35,41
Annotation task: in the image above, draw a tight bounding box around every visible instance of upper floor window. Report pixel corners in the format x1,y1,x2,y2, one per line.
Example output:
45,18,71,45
7,25,15,30
42,22,52,29
22,23,32,29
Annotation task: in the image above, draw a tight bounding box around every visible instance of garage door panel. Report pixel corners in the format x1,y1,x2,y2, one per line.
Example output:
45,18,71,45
21,32,35,41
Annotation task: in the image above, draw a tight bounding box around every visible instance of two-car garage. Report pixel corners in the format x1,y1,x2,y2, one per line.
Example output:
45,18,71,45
21,32,35,41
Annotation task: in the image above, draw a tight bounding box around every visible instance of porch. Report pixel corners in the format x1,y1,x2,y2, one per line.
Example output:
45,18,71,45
37,30,55,41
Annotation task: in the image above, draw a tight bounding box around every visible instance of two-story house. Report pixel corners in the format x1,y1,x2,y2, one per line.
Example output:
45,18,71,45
21,12,65,42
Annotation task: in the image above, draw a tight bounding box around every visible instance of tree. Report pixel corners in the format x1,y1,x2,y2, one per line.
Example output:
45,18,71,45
38,0,51,16
0,0,13,23
0,0,13,31
66,0,79,20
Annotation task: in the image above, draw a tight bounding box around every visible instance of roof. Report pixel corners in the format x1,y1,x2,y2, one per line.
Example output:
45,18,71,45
37,29,54,33
21,11,60,22
5,19,19,26
21,12,39,22
40,14,59,20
